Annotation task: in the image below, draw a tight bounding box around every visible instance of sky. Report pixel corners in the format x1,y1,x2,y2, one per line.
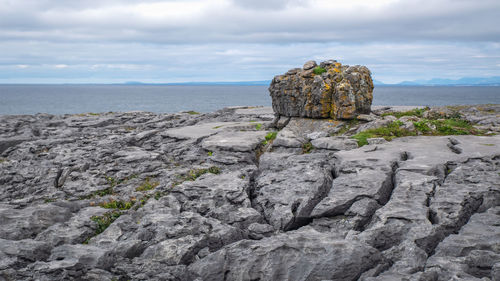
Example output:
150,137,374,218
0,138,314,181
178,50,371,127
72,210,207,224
0,0,499,84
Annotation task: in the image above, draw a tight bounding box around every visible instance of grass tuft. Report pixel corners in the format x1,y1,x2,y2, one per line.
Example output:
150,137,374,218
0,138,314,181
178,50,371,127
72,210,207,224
172,166,221,186
352,117,486,147
313,66,327,75
381,107,429,118
99,199,135,210
302,142,314,154
89,210,122,237
135,177,159,192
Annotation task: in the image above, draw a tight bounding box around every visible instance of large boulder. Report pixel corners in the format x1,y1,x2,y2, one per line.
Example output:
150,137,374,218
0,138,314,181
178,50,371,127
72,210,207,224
269,59,374,119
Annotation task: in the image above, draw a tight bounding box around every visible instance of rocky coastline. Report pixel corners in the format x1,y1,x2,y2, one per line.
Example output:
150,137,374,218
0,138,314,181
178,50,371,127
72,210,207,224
1,103,499,280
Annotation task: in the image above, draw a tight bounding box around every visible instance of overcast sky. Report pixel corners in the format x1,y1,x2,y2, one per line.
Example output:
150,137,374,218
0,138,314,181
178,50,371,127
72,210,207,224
1,0,499,84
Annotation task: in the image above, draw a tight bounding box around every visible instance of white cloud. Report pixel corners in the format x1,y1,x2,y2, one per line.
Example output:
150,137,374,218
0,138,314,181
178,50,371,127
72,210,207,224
0,0,499,83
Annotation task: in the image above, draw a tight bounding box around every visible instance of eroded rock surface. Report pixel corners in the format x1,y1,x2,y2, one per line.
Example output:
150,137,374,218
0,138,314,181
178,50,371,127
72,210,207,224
1,105,500,281
269,59,374,119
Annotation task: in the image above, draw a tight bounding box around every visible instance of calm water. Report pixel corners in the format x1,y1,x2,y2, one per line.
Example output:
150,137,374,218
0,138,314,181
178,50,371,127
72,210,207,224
0,85,499,115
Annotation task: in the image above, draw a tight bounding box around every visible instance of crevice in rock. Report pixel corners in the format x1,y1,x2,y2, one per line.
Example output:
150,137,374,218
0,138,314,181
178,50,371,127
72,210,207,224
356,161,399,232
425,181,439,225
284,164,337,232
247,170,270,226
416,195,484,257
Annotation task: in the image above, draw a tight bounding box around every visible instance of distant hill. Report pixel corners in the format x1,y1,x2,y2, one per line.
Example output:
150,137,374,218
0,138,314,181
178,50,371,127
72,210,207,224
397,76,500,86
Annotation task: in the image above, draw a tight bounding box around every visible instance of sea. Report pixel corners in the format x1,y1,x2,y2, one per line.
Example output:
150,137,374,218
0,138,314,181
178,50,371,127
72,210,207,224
0,85,499,115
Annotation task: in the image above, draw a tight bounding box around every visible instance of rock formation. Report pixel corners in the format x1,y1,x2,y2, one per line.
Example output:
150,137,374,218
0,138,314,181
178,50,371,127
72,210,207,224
269,60,374,119
0,105,500,280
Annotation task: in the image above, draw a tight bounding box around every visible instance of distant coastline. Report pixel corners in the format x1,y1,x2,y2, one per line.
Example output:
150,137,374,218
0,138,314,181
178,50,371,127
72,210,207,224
2,76,499,87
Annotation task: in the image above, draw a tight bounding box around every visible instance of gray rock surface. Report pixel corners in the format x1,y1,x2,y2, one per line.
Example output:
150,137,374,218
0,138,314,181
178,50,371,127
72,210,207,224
0,105,499,281
269,60,374,119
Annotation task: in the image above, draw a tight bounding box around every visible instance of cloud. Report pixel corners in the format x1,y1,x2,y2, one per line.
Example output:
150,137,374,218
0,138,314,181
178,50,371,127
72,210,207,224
0,0,499,44
0,0,499,83
0,40,499,84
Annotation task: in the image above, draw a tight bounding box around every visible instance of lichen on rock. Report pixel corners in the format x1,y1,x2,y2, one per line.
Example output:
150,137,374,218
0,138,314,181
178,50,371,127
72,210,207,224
269,59,374,120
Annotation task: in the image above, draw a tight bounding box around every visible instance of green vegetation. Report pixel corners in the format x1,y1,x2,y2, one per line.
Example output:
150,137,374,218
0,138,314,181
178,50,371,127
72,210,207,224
186,111,200,115
381,107,429,118
352,118,486,147
135,177,159,192
44,198,57,203
313,66,327,75
88,210,122,238
207,151,213,156
255,123,263,130
173,166,221,186
212,125,223,129
154,191,163,200
99,199,135,210
302,142,314,154
332,119,359,136
261,131,278,146
0,158,7,163
352,121,416,146
265,131,278,141
79,174,138,200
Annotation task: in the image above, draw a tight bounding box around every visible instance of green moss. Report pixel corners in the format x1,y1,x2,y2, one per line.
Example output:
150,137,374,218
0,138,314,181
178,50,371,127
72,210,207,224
212,125,223,129
207,151,213,156
135,177,159,192
186,111,200,115
0,158,7,163
255,123,263,130
313,66,327,75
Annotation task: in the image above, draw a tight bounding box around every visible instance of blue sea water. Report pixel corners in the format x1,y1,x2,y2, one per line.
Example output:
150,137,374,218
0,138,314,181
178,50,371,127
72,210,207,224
0,84,499,115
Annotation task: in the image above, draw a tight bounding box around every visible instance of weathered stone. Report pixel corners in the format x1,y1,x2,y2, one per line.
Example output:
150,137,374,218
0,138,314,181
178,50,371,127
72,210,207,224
311,136,358,151
269,60,374,119
0,105,499,280
253,153,334,230
188,227,382,281
302,60,317,70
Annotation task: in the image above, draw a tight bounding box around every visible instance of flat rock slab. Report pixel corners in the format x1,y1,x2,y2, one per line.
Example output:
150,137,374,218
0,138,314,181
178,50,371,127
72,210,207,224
189,227,382,281
311,137,358,151
273,117,344,148
234,107,273,116
162,122,263,140
371,105,426,112
201,131,268,152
